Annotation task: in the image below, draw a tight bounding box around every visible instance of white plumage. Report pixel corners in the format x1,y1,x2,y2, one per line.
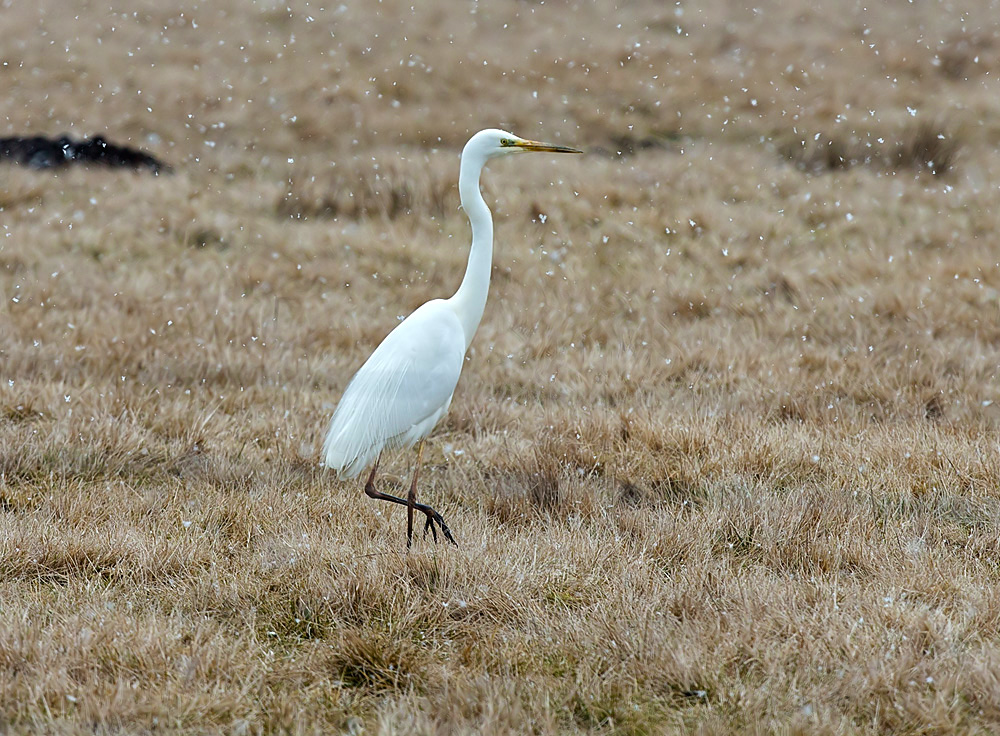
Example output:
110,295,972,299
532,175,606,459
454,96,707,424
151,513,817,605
322,300,465,479
320,128,581,547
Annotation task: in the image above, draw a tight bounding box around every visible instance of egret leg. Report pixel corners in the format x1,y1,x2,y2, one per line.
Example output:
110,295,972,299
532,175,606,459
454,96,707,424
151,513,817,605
406,440,425,549
362,453,457,547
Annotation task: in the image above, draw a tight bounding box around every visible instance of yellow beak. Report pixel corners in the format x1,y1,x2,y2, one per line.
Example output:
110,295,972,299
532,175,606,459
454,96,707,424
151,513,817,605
514,139,583,154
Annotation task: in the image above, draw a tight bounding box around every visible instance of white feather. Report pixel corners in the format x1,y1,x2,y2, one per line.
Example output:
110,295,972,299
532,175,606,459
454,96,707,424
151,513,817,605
322,299,466,478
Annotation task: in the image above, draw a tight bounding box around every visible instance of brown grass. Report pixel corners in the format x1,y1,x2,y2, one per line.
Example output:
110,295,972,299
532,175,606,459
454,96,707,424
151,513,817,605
3,0,1000,733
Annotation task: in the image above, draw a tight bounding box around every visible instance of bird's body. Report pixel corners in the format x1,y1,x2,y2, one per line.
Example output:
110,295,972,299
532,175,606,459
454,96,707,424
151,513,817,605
321,128,581,546
322,298,465,479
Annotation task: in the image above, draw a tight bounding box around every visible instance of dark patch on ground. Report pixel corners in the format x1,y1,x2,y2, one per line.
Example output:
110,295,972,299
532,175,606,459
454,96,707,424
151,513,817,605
780,125,958,177
0,134,169,173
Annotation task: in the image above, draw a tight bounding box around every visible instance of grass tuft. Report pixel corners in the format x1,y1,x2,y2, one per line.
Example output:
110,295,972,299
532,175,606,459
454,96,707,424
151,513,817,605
780,124,960,177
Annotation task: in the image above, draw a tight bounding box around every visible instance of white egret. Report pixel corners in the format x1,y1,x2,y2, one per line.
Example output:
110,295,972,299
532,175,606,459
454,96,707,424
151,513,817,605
322,128,581,547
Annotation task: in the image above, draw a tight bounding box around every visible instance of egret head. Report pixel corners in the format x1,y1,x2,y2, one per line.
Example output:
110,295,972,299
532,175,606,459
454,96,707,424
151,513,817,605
465,128,582,162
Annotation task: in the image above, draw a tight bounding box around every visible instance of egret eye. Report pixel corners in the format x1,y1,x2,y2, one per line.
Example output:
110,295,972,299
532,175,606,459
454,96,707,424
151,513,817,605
500,138,512,146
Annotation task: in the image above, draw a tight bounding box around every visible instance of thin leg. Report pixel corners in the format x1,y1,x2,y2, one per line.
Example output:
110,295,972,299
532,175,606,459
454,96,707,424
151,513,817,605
362,453,457,547
406,440,425,549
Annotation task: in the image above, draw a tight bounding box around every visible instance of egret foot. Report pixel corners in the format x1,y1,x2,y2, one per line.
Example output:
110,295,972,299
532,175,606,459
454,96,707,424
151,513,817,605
422,508,457,546
362,455,458,548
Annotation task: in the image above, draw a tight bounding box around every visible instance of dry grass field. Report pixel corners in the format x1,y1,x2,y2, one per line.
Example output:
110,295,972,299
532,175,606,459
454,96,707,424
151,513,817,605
3,0,1000,733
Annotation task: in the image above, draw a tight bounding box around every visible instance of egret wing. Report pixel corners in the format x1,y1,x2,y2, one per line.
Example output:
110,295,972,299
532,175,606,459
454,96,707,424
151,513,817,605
322,302,466,478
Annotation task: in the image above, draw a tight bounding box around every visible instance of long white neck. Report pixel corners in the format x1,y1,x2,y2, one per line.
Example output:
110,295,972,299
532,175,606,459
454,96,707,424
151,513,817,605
447,147,494,350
